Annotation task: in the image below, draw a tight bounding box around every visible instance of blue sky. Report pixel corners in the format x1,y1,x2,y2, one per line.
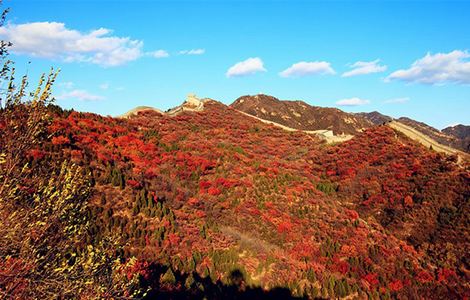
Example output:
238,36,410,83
1,0,469,129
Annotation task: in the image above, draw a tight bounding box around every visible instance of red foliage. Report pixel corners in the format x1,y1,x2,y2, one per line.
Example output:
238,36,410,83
215,177,238,188
326,169,336,176
417,270,433,284
187,197,200,206
199,181,211,190
123,259,150,281
389,279,403,292
30,100,467,297
51,135,70,146
345,209,359,221
127,179,141,189
404,195,413,207
70,150,83,161
207,186,221,196
167,233,181,246
438,268,457,283
28,149,46,160
195,210,206,218
277,221,293,234
0,257,32,295
363,273,379,287
333,260,350,275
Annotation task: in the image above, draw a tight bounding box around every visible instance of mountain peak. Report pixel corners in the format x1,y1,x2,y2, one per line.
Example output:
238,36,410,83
355,111,393,125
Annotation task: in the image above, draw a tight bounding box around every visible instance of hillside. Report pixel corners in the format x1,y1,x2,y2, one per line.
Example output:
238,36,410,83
2,98,469,299
397,117,460,149
357,112,469,154
395,117,469,153
443,124,470,140
443,124,470,152
387,121,470,164
231,94,373,136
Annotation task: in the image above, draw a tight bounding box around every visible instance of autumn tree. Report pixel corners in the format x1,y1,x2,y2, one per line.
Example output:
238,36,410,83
0,4,144,298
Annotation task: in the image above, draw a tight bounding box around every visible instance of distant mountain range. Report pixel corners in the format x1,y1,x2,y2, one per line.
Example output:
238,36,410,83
230,94,469,153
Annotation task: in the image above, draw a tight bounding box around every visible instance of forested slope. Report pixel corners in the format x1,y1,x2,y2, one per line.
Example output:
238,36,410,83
2,99,468,299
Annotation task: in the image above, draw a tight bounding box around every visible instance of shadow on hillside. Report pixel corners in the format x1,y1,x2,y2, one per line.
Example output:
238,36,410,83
141,264,309,300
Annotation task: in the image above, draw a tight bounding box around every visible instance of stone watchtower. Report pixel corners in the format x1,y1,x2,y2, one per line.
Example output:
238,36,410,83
184,93,203,109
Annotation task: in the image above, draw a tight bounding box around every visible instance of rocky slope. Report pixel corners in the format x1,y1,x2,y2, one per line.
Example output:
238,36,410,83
231,94,373,135
443,124,470,140
443,124,470,152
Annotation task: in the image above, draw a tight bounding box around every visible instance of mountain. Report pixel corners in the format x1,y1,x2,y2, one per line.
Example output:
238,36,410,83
231,94,373,136
230,94,468,155
397,117,470,153
357,112,470,154
355,111,393,125
2,97,469,299
443,124,470,152
443,124,470,140
397,117,456,144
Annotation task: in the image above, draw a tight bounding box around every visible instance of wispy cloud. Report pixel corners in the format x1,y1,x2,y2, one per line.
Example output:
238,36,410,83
279,61,335,78
226,57,266,77
99,83,110,90
149,49,169,58
386,50,470,85
56,89,105,101
342,59,387,77
336,97,370,106
384,97,409,104
59,81,74,89
179,49,205,55
0,22,145,67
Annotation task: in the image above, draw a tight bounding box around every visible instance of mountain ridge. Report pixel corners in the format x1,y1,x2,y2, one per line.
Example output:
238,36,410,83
120,93,209,119
359,112,469,154
120,94,469,154
230,94,373,135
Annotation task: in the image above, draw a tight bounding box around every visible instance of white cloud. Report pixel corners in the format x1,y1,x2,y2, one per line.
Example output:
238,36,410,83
279,61,335,78
384,97,409,104
226,57,266,77
99,83,110,90
386,50,470,84
179,49,205,55
336,97,370,106
56,89,105,101
342,59,387,77
0,22,143,67
149,49,169,58
59,81,74,89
